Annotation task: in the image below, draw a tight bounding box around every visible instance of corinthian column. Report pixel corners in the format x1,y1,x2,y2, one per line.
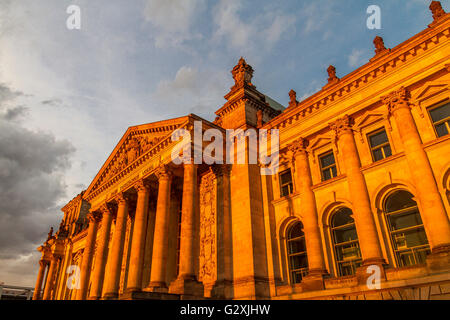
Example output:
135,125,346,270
103,193,129,299
89,204,114,299
382,87,450,252
330,116,385,266
288,138,327,278
76,211,100,300
127,180,151,292
147,166,172,292
169,163,203,296
43,256,59,300
33,260,48,300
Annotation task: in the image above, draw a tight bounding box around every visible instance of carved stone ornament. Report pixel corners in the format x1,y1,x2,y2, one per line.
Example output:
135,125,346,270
115,193,129,206
430,1,446,21
373,36,388,55
329,115,354,137
87,211,101,223
155,165,172,181
231,57,254,88
327,65,339,84
288,89,299,108
381,87,411,115
288,138,308,157
199,172,216,283
135,179,151,193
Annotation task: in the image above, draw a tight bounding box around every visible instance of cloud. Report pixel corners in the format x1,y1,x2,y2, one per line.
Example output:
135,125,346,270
143,0,206,48
153,66,228,120
348,49,366,68
0,83,75,285
213,0,296,53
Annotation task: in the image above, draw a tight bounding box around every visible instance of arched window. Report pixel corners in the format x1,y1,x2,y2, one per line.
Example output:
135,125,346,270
331,208,362,276
286,222,308,284
384,191,430,267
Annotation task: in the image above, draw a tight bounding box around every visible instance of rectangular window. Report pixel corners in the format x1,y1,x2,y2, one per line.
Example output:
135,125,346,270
279,169,293,197
429,102,450,138
368,128,392,162
319,151,337,182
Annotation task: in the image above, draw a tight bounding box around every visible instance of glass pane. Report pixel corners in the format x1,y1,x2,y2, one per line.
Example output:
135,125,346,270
414,247,431,264
280,170,292,185
383,145,392,158
369,130,389,147
389,210,423,230
385,191,416,213
290,254,308,269
289,223,304,239
430,103,450,122
331,166,337,178
332,208,354,227
322,169,331,181
372,148,384,161
289,239,306,254
397,251,415,267
435,122,449,137
339,259,362,276
292,271,303,284
334,227,358,244
320,153,335,168
281,185,290,197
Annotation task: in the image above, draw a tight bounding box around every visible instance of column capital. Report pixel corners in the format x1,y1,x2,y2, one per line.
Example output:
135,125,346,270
381,87,411,115
329,114,354,138
288,138,309,157
99,202,114,217
155,165,173,181
87,211,102,223
134,179,151,194
39,260,49,267
115,192,129,206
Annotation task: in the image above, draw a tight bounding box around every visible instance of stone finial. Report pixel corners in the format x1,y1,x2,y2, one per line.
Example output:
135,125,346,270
430,1,446,21
47,227,54,240
231,57,254,88
327,65,339,84
288,90,299,108
373,36,388,55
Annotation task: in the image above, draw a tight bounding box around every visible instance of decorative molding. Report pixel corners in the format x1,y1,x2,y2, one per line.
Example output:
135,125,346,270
381,87,412,115
329,115,354,138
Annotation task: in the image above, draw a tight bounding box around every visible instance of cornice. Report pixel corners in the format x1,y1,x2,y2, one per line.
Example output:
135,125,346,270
262,17,450,131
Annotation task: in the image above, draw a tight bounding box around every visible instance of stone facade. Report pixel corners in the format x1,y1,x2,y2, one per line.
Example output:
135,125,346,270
34,2,450,300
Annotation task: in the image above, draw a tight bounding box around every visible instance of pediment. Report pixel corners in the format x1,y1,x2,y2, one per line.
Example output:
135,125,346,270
308,135,334,151
411,81,449,103
84,116,190,197
354,113,387,130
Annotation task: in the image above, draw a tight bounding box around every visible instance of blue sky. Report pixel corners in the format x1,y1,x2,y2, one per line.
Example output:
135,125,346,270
0,0,443,285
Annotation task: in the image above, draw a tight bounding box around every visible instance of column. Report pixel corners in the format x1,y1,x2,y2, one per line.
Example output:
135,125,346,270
127,180,151,292
42,256,59,300
103,193,129,299
289,138,327,275
76,211,100,300
89,204,113,299
32,260,48,300
383,87,450,251
331,115,385,266
147,166,172,292
169,163,204,295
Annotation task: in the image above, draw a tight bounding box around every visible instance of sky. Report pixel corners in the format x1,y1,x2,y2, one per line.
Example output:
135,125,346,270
0,0,442,286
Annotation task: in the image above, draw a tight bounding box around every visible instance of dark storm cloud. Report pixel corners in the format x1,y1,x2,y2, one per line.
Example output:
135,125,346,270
0,83,75,281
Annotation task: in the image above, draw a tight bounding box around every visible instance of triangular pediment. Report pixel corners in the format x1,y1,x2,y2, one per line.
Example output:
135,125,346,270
354,113,386,130
411,81,449,103
84,116,190,197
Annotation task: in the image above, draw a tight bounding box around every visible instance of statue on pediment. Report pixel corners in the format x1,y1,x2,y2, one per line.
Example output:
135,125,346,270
126,138,140,163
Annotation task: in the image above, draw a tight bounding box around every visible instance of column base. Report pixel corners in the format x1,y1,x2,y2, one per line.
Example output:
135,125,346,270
102,292,119,300
144,281,168,293
210,280,234,299
300,269,328,292
427,244,450,273
168,276,204,298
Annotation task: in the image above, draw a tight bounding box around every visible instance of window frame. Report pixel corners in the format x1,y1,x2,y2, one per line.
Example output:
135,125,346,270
330,208,362,277
286,222,309,284
319,151,338,182
279,168,294,198
367,127,392,162
383,190,431,268
428,101,450,138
